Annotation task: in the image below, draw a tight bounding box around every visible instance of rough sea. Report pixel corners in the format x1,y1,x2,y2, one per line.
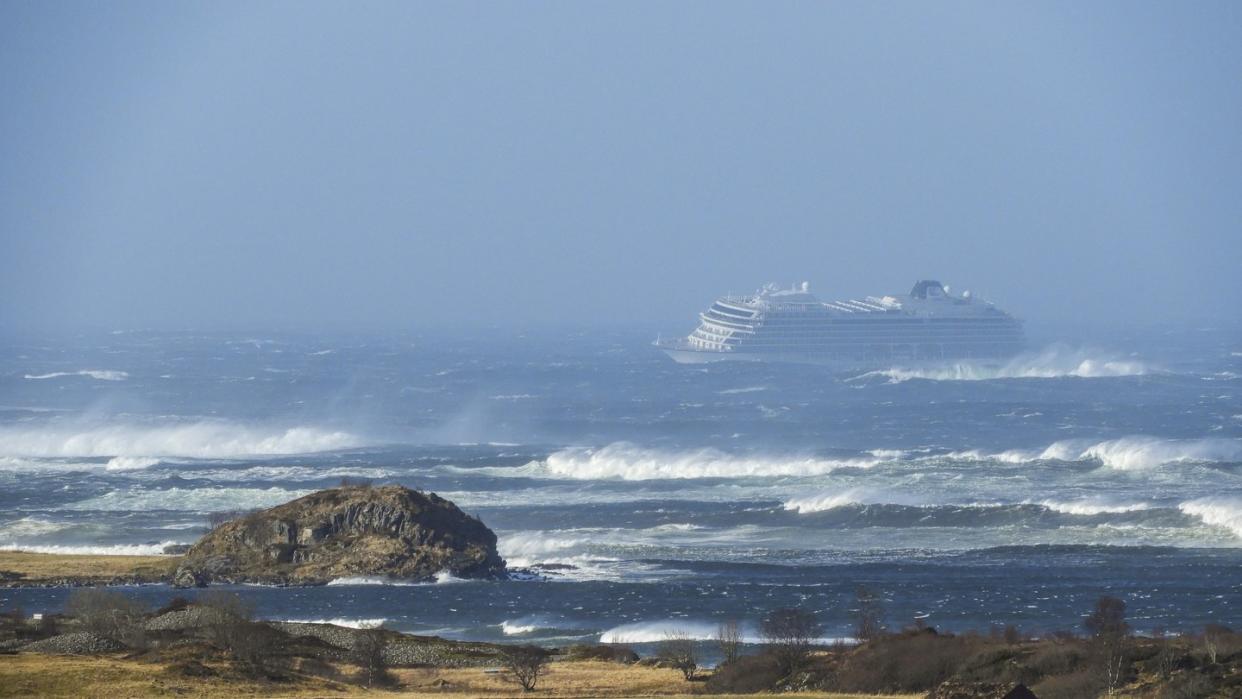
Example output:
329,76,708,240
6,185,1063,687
2,325,1240,650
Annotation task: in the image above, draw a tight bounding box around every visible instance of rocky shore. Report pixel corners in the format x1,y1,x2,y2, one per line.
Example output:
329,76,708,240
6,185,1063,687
1,485,507,589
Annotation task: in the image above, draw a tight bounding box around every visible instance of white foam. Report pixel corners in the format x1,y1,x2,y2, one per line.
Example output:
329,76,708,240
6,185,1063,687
63,486,311,512
537,442,875,480
434,569,470,584
105,456,160,471
717,386,768,395
599,619,850,645
0,541,181,556
852,346,1153,383
0,517,74,538
278,618,386,629
1037,498,1152,515
783,487,921,514
950,436,1242,470
326,576,418,586
0,421,361,460
501,619,542,635
499,532,584,567
1180,497,1242,538
24,370,128,381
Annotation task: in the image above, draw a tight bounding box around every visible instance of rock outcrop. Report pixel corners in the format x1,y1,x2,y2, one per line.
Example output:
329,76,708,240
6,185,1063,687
173,485,505,586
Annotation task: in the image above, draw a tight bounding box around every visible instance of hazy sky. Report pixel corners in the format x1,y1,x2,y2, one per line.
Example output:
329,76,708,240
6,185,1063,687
2,1,1239,332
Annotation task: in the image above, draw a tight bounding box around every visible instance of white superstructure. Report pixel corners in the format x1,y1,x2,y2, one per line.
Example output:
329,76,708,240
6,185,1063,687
657,280,1024,367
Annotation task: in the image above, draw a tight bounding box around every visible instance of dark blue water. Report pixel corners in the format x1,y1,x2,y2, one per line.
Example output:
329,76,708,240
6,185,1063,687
1,326,1240,643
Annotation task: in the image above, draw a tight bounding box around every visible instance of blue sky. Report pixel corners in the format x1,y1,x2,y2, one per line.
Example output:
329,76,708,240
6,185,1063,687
2,1,1239,331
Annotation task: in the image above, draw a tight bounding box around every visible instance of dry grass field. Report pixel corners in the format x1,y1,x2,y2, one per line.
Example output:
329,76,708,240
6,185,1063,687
0,654,917,699
0,550,179,585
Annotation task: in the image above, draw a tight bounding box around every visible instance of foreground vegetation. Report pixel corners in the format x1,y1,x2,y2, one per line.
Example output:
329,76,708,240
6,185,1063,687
3,586,1241,697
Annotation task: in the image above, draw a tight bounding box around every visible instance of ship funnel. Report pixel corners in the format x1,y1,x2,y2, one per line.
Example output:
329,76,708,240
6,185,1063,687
800,281,810,292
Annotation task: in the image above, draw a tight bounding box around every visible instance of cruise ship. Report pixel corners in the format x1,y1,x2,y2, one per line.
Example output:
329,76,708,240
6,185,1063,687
656,280,1024,367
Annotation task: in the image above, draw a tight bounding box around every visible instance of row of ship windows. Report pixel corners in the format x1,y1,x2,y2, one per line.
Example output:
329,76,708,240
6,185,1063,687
693,328,1024,341
692,332,1025,347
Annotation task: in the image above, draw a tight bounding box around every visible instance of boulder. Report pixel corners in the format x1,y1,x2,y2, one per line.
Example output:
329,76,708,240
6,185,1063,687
173,485,505,585
927,680,1039,699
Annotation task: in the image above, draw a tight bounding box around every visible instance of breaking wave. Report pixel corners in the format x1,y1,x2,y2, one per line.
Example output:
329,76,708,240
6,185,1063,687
783,488,923,513
1179,497,1242,538
852,346,1154,383
63,486,311,512
537,442,875,480
0,421,361,460
0,541,181,556
24,370,129,381
277,618,386,629
326,576,418,586
105,456,161,471
599,619,851,645
951,436,1242,470
1037,498,1152,515
499,531,584,567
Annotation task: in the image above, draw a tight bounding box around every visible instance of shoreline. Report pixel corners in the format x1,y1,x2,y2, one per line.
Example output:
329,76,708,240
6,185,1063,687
0,551,181,588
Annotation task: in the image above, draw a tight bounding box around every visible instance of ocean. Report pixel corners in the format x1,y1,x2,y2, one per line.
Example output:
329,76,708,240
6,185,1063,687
1,325,1240,650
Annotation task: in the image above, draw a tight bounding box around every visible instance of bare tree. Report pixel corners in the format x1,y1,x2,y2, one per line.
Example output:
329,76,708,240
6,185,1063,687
715,619,743,667
760,607,820,677
853,586,885,643
195,591,279,678
353,628,394,687
503,645,551,692
656,631,698,680
197,590,255,649
1203,624,1232,664
1085,596,1129,639
1084,596,1130,697
65,589,148,648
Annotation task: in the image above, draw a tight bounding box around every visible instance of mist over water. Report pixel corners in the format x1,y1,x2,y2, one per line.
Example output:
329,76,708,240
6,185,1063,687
1,324,1240,643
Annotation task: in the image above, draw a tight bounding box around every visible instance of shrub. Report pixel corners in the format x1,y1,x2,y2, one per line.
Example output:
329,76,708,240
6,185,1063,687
1032,669,1106,699
831,632,983,693
716,619,743,667
565,644,638,663
1158,673,1215,699
1027,642,1088,676
193,591,280,678
705,652,782,694
760,607,819,676
155,596,191,616
353,628,394,687
503,645,550,692
656,632,698,680
853,586,885,642
65,589,148,649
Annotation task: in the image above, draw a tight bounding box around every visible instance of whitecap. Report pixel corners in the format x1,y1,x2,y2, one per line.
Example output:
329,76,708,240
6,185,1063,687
0,541,183,556
1036,498,1152,515
947,436,1242,470
24,370,128,381
850,345,1154,383
1179,497,1242,538
783,487,923,514
105,456,160,471
325,576,418,586
0,421,362,460
63,486,311,512
277,618,386,629
536,442,875,480
599,619,851,645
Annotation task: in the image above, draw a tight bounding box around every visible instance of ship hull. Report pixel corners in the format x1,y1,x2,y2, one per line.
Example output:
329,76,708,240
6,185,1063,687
659,345,1016,372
